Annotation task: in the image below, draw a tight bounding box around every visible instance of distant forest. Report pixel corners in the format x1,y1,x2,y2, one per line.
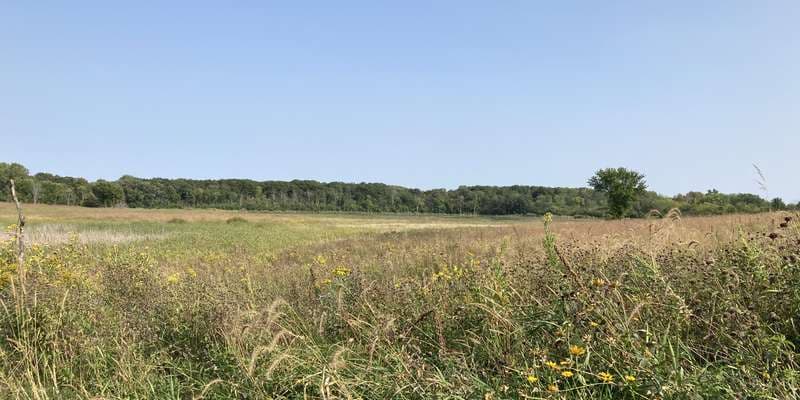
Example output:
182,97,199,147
1,162,794,217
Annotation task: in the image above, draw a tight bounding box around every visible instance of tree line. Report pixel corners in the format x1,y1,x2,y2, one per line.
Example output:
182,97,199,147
1,162,794,217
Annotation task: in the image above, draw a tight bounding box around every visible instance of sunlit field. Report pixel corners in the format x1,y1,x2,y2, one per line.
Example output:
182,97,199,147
1,204,798,399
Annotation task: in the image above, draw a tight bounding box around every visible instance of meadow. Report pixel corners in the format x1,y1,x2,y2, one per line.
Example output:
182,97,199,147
0,203,798,399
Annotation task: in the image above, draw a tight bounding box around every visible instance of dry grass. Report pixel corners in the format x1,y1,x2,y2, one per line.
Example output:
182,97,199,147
0,204,798,399
0,223,170,245
0,201,777,241
0,202,515,228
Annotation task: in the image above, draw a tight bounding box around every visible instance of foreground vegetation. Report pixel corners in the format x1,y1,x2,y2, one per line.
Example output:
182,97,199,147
3,162,793,217
1,204,799,399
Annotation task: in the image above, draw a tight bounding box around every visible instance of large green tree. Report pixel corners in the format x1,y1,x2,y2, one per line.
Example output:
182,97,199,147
0,162,31,201
588,168,647,218
91,180,125,207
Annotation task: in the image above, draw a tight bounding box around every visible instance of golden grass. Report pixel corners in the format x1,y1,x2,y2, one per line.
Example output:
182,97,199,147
0,202,516,230
0,202,786,256
0,223,170,245
0,202,797,398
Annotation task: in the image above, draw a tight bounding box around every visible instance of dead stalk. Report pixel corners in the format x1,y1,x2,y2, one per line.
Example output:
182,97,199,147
554,244,584,290
10,179,25,282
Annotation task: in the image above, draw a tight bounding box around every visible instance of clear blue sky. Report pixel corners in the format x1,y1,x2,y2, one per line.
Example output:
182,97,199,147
2,2,798,200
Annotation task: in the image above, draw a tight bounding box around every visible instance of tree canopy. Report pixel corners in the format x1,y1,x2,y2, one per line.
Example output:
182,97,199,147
588,168,648,218
1,162,793,217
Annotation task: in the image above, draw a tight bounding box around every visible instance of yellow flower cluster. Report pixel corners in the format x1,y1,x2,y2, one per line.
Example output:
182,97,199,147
0,262,16,288
431,264,464,282
1,236,89,288
166,273,181,284
543,212,553,226
332,265,351,277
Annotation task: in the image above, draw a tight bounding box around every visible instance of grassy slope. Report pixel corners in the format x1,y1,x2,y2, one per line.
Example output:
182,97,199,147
0,204,798,399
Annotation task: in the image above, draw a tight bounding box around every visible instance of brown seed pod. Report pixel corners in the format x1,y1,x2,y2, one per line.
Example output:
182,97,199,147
768,232,779,240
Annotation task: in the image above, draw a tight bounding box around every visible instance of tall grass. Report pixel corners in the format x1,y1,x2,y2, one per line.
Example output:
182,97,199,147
0,211,798,399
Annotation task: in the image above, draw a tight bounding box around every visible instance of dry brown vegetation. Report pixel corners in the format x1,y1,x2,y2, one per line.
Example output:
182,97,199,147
0,204,798,399
0,202,519,227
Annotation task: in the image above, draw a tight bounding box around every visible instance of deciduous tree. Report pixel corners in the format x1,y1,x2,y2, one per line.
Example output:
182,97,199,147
588,168,647,218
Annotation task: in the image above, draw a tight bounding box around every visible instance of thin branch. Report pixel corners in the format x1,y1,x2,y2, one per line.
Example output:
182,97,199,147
10,179,25,281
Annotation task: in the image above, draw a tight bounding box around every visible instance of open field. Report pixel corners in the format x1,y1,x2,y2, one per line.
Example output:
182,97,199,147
1,204,799,399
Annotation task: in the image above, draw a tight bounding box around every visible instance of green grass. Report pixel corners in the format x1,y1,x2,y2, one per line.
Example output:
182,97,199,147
0,205,798,399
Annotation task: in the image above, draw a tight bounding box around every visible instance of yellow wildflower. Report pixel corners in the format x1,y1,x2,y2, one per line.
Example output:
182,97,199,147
545,361,560,370
598,371,614,383
332,266,351,277
624,375,636,383
561,370,574,378
527,374,539,383
569,345,586,356
166,273,180,284
547,383,558,393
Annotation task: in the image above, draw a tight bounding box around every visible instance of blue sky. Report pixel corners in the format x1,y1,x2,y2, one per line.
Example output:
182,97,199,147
2,2,798,200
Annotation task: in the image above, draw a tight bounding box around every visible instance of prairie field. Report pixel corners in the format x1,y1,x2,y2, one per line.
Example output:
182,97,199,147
0,203,798,399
